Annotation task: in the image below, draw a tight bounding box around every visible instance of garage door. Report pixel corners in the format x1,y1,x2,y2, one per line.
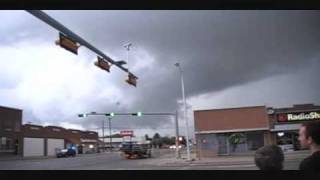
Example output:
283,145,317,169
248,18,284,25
47,139,64,156
23,138,44,157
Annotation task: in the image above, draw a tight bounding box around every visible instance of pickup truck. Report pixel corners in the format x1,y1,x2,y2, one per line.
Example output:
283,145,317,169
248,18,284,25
119,141,152,159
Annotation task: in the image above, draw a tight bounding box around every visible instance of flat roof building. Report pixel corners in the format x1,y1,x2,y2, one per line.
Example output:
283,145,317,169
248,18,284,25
0,106,23,156
194,104,320,158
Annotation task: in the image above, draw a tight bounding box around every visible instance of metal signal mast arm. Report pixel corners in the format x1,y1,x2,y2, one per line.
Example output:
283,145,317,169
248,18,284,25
26,10,137,78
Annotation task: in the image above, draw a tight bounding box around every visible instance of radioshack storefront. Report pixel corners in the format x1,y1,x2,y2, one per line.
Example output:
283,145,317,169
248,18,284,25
269,105,320,152
194,104,320,158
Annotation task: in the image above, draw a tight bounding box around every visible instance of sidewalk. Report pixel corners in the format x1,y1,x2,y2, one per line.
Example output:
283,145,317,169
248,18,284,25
0,155,23,162
0,151,116,162
158,150,310,167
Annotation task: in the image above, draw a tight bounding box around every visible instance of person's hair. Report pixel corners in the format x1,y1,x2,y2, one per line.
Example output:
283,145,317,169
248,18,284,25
254,145,284,171
302,121,320,145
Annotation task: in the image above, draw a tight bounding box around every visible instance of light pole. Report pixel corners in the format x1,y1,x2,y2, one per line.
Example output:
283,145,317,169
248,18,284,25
174,62,191,161
175,110,181,159
102,119,105,152
124,43,132,69
108,117,112,152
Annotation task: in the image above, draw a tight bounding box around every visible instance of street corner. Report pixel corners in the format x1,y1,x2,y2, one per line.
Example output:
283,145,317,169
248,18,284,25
156,158,196,167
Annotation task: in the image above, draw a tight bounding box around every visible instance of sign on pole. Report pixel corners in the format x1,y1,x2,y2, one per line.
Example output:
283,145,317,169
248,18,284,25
120,130,134,137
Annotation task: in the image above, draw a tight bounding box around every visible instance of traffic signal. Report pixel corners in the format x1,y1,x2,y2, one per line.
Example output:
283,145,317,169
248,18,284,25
78,114,87,118
132,112,143,116
55,32,80,55
94,56,111,72
126,73,138,87
105,112,115,117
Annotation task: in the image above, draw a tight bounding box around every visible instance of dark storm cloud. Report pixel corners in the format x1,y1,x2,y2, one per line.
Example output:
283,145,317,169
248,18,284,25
43,10,320,94
2,10,320,133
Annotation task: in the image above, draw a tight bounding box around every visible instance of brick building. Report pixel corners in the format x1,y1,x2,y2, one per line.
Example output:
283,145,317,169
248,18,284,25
0,106,23,156
194,104,320,158
22,124,98,157
0,105,98,157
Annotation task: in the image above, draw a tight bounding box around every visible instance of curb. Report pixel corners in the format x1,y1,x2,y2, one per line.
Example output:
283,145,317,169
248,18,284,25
160,152,309,167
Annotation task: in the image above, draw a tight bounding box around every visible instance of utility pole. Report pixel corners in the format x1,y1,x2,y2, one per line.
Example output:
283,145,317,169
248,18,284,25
175,62,191,161
109,117,112,152
102,120,105,152
175,110,181,158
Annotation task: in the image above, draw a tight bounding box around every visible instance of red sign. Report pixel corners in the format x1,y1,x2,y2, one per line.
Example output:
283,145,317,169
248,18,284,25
120,130,134,137
278,114,288,122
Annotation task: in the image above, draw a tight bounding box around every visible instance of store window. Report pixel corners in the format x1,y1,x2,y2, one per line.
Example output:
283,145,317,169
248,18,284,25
228,133,247,153
198,134,218,151
0,137,15,151
246,132,264,150
1,137,6,147
277,132,293,145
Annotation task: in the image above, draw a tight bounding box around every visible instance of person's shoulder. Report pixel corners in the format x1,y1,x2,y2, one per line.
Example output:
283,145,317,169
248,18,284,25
299,155,315,170
312,150,320,157
299,152,320,171
309,151,320,162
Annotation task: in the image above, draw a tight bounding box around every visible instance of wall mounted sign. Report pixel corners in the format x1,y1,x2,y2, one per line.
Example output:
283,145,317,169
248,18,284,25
278,112,320,122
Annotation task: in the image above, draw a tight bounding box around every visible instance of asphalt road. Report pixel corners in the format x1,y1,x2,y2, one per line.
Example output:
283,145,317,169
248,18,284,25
0,149,305,170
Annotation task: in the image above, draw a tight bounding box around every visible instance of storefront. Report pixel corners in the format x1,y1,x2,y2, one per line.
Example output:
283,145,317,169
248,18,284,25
269,104,320,152
194,104,320,158
194,106,270,157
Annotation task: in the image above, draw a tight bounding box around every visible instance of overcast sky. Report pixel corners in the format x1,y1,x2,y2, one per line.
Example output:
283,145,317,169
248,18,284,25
1,10,320,138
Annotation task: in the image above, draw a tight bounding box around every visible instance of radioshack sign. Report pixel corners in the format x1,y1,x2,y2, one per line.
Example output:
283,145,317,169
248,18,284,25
120,130,134,137
278,112,320,122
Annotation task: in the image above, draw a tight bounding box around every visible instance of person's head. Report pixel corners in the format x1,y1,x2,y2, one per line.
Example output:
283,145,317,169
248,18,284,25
254,145,284,171
299,121,320,149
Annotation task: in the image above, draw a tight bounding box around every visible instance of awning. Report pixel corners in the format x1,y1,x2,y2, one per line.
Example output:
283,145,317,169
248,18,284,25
270,123,302,132
195,127,269,134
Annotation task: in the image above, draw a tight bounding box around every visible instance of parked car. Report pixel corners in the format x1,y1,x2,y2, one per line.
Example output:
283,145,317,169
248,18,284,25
169,145,182,149
56,148,76,158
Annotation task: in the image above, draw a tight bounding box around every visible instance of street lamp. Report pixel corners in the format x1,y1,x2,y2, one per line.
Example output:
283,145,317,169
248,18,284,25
174,62,191,161
108,117,112,152
123,43,132,69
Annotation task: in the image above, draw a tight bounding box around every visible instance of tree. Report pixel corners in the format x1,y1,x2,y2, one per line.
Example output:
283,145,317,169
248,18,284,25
153,133,161,139
160,136,171,145
145,134,152,141
228,133,245,152
170,136,176,145
152,133,161,148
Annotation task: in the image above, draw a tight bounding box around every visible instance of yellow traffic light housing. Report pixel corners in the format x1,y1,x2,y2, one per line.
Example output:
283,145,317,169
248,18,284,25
126,73,138,87
55,32,80,55
94,56,111,72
